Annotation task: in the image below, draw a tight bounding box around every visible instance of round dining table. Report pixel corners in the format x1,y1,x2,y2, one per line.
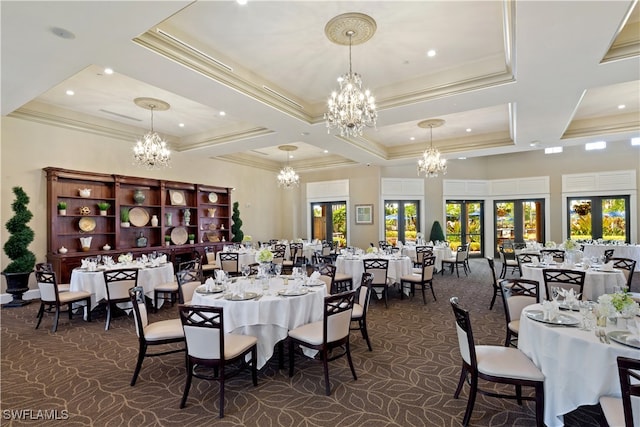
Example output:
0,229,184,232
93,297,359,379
190,277,327,369
518,303,639,427
520,263,627,300
70,262,175,310
335,254,413,289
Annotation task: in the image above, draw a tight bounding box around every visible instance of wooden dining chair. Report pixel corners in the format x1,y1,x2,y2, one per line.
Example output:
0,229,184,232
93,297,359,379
542,268,585,301
450,297,545,427
414,245,434,268
399,255,436,304
540,249,565,263
498,246,519,278
103,268,138,331
219,252,240,277
363,258,390,308
442,245,469,278
36,262,70,292
486,257,505,310
603,248,615,263
129,286,184,386
350,273,373,351
288,290,357,396
599,356,640,427
516,253,540,277
35,271,91,332
610,257,636,290
500,278,539,347
178,304,258,418
176,268,203,305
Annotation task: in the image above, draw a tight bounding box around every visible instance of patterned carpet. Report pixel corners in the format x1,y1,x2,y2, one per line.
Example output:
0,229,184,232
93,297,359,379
1,259,606,426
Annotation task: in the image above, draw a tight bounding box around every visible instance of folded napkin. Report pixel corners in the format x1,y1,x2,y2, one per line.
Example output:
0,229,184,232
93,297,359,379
215,270,226,282
542,300,559,321
81,259,89,269
309,271,321,281
601,261,614,271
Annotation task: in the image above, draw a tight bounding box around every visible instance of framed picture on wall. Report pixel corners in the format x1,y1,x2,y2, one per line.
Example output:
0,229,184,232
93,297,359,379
355,204,373,224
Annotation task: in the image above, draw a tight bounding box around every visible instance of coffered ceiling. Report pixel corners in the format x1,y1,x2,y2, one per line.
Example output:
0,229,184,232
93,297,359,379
2,1,639,173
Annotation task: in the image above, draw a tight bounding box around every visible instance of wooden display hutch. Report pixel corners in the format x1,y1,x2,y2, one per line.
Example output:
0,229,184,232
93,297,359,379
45,167,232,283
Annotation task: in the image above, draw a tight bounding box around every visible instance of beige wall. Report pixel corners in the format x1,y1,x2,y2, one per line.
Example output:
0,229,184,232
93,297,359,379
2,115,639,292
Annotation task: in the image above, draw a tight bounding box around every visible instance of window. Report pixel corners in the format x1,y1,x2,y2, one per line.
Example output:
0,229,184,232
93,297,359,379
568,196,629,242
494,199,544,255
311,202,347,248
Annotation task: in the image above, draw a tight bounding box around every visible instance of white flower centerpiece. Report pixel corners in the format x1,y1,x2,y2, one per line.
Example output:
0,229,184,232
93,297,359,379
597,291,639,328
563,239,577,251
256,248,274,264
118,253,133,265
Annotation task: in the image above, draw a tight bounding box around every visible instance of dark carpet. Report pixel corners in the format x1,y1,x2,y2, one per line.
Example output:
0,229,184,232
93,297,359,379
1,259,606,426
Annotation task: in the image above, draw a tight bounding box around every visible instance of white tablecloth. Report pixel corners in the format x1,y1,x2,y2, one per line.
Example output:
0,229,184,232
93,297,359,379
335,255,413,288
70,263,175,310
191,277,326,369
518,304,640,427
583,244,640,271
521,264,627,301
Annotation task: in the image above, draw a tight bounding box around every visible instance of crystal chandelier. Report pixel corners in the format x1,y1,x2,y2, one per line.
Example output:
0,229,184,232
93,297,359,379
133,97,171,169
324,13,377,138
276,145,300,189
417,119,447,178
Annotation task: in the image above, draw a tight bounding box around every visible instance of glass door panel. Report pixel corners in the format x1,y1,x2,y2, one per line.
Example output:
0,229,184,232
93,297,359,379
403,202,419,244
311,202,347,248
602,198,627,242
568,196,629,243
569,199,592,241
384,200,420,245
495,202,515,251
446,200,483,255
466,202,482,256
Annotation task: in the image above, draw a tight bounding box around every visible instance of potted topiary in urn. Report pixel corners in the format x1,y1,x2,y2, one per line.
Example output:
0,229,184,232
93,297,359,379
2,187,36,307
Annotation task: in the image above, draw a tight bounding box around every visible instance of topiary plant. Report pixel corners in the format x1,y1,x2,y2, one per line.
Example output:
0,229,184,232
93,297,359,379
429,220,445,242
231,201,244,243
3,187,36,274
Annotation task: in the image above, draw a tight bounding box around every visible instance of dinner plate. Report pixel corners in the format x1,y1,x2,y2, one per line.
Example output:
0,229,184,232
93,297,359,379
607,331,640,349
278,288,309,297
224,292,258,301
525,309,580,326
129,207,149,227
78,217,96,232
208,192,218,203
169,190,185,206
170,226,188,245
306,280,326,287
195,285,224,295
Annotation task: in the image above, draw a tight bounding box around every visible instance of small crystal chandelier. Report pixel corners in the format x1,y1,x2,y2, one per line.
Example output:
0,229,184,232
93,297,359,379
276,145,300,189
324,13,377,138
133,97,171,169
417,119,447,178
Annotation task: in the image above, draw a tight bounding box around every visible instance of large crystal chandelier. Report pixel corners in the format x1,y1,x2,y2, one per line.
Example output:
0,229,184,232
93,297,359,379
417,119,447,178
324,13,377,138
133,97,171,169
276,145,300,189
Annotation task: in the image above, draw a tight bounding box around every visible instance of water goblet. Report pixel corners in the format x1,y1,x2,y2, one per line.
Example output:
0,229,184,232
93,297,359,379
274,264,282,277
241,264,250,279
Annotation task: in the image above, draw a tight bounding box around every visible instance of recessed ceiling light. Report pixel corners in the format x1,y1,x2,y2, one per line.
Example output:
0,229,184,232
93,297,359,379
529,140,539,147
237,0,247,4
426,49,436,57
632,137,640,146
178,123,185,128
104,68,114,75
466,128,472,133
544,147,563,154
585,141,606,150
410,137,415,141
289,154,294,159
458,157,467,160
219,111,226,116
65,90,74,96
618,104,626,109
323,149,329,153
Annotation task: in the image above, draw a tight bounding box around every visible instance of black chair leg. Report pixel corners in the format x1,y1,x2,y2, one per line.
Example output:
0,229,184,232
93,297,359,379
35,303,45,329
52,306,61,333
180,361,193,408
360,320,372,351
131,342,147,386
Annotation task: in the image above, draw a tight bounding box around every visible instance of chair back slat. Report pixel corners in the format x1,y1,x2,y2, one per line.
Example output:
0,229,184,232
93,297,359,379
176,268,202,304
35,271,59,303
542,268,585,300
324,290,355,343
358,272,373,309
421,256,436,281
450,297,475,367
363,259,389,285
179,305,223,360
129,286,149,337
611,257,636,288
415,246,433,265
104,269,138,301
219,252,239,274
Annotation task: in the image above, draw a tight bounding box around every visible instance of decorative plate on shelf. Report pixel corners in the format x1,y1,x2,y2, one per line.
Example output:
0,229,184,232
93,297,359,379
208,223,217,231
78,217,96,232
129,207,150,227
170,226,188,245
208,192,218,203
169,190,186,206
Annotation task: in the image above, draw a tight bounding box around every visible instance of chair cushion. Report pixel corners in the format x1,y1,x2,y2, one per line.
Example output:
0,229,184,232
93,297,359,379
475,345,544,381
351,303,363,319
288,320,323,345
282,260,294,266
508,319,520,334
224,333,257,359
202,264,218,271
334,273,352,282
400,273,421,283
59,291,91,303
599,396,625,427
144,318,184,341
506,260,518,266
155,281,178,292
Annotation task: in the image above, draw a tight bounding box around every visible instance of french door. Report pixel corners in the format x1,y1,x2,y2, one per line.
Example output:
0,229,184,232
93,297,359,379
311,202,347,248
445,200,483,256
494,199,544,255
384,201,420,245
568,196,629,242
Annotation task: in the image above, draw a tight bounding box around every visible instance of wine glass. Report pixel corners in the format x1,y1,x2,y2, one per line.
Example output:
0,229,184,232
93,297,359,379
241,264,250,279
274,264,282,277
551,286,560,302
